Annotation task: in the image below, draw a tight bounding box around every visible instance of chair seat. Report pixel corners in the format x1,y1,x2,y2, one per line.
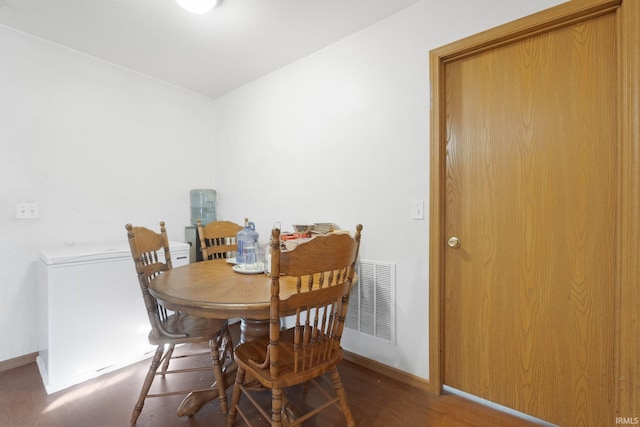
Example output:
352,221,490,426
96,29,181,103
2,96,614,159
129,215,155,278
234,328,343,389
149,312,226,345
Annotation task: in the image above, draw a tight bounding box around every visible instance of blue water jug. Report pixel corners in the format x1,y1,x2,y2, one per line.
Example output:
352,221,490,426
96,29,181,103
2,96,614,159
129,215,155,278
236,218,259,264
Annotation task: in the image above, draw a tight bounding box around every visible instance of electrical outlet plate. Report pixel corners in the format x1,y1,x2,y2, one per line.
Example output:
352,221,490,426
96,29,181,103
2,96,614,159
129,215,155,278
16,203,38,219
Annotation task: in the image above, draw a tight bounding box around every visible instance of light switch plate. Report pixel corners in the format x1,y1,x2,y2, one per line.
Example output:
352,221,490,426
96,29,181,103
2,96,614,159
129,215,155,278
412,200,424,220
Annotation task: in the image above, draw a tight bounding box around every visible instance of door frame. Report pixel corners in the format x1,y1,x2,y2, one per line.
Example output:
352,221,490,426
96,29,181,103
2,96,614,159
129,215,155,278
428,0,639,419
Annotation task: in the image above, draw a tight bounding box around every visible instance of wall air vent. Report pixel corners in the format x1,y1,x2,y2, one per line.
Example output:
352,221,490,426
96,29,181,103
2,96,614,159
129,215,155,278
346,260,396,344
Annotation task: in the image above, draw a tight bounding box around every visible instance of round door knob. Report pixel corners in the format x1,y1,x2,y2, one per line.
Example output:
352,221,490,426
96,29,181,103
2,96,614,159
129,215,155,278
447,237,461,248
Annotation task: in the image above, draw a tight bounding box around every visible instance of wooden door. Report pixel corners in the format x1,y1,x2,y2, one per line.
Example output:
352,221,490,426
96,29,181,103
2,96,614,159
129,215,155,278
429,1,640,426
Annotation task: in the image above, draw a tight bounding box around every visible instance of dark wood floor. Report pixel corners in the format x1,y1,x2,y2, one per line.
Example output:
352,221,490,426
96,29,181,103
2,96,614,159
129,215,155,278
0,347,543,427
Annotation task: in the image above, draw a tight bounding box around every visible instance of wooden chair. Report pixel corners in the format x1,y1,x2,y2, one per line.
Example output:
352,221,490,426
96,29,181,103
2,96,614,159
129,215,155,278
227,225,363,427
125,221,230,424
197,219,243,260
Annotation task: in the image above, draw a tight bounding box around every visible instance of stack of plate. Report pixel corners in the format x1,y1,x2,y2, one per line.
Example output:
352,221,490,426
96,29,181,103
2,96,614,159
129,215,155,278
313,223,340,234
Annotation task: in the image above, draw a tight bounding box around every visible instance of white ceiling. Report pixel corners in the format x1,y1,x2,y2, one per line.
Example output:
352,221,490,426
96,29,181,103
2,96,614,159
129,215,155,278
0,0,421,98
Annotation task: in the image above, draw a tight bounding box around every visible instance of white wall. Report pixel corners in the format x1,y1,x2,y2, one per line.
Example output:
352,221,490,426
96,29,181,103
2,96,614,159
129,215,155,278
212,0,566,379
0,0,568,375
0,26,215,363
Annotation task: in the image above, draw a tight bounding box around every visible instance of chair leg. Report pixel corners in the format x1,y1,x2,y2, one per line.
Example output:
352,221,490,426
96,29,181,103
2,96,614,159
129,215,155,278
271,387,283,427
210,338,228,414
226,366,246,427
131,345,164,424
159,344,175,375
329,367,355,427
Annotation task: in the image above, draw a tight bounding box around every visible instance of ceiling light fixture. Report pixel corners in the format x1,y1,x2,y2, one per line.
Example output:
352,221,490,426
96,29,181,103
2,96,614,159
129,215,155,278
176,0,219,14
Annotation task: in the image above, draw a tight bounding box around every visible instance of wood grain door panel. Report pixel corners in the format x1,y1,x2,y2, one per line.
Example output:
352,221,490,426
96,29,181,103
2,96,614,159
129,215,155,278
442,12,616,427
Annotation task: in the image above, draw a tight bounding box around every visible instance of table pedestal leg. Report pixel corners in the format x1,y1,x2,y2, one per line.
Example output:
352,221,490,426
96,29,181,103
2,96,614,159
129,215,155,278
176,367,237,416
240,318,270,343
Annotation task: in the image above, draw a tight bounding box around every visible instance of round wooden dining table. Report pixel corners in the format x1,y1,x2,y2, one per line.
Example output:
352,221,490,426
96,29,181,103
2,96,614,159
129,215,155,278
147,258,291,416
150,258,271,323
148,258,310,340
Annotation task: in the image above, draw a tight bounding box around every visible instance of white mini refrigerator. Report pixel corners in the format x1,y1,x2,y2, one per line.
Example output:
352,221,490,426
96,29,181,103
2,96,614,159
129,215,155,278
37,241,190,394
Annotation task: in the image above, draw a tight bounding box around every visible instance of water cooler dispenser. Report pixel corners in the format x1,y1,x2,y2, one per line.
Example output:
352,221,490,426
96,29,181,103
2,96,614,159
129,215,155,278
185,189,217,262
